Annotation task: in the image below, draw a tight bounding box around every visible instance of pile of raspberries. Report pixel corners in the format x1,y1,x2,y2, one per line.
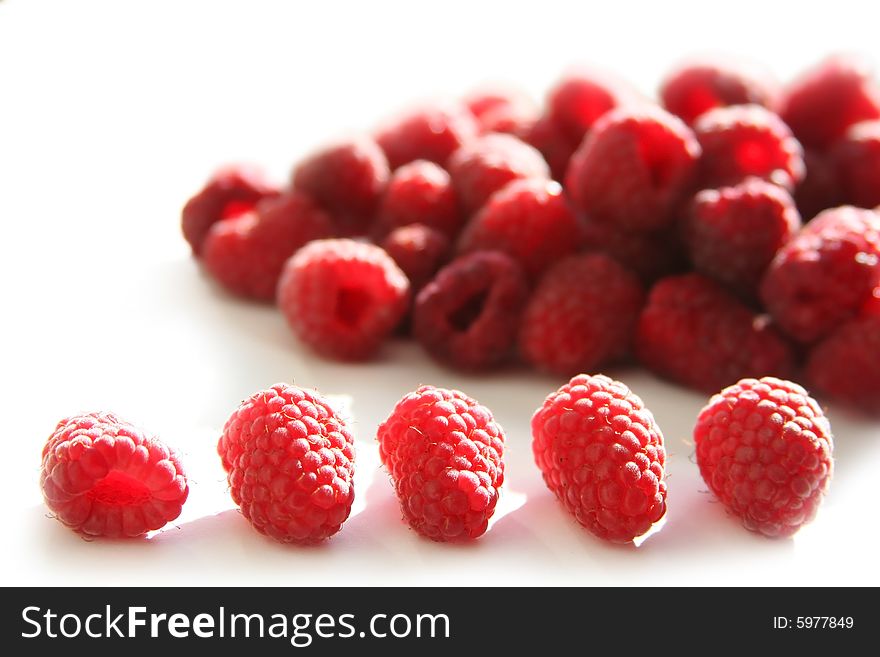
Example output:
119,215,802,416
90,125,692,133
182,54,880,413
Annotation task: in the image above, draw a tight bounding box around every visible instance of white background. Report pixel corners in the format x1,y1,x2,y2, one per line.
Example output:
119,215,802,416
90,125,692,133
1,0,878,586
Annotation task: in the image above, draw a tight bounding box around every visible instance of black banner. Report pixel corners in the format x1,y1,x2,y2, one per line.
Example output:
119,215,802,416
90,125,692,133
1,587,871,653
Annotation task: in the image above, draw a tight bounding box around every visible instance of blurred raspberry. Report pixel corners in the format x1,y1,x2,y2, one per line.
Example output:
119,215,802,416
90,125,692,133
685,178,801,297
660,57,778,125
806,316,880,413
636,273,795,392
292,137,389,236
519,253,644,376
581,218,688,284
457,179,583,279
381,224,450,293
565,106,701,231
760,206,880,343
377,385,505,541
516,115,578,180
777,54,880,152
181,165,278,255
277,239,409,359
413,251,529,370
202,193,335,301
375,102,479,170
447,133,550,216
464,86,537,134
832,121,880,208
546,68,635,144
694,104,805,191
376,160,462,239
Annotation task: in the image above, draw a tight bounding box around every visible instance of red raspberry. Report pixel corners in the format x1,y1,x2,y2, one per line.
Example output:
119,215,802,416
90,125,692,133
685,178,802,297
40,412,188,538
376,160,462,239
694,377,833,537
777,55,880,152
519,253,644,375
291,137,389,236
457,179,583,279
546,68,634,144
380,224,450,293
375,102,479,170
582,218,688,284
181,165,278,255
795,150,842,221
516,115,578,181
277,239,409,359
464,86,536,134
660,57,778,125
832,121,880,209
694,104,805,191
806,315,880,413
636,273,795,392
565,106,700,232
447,133,550,216
531,374,667,544
202,193,335,301
377,385,505,541
217,384,355,543
760,206,880,343
413,251,529,370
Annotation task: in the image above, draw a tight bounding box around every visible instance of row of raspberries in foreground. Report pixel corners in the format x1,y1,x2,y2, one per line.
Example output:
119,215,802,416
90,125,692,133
41,375,833,543
181,54,880,413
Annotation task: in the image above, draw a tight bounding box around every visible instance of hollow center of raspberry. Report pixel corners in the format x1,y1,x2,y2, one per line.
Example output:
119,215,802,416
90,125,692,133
87,470,152,506
220,199,257,221
335,286,372,327
448,289,488,331
638,136,676,189
735,139,772,174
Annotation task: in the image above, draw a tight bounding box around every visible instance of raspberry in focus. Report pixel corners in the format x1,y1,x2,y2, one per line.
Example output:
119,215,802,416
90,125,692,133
376,160,462,239
181,165,279,255
694,377,833,537
291,137,390,236
277,239,410,360
685,178,802,297
202,193,335,301
565,106,701,232
760,206,880,343
377,385,505,541
413,251,529,370
217,384,355,543
531,374,667,543
519,253,644,376
40,413,188,538
636,273,795,392
447,133,550,216
457,179,583,279
694,104,805,191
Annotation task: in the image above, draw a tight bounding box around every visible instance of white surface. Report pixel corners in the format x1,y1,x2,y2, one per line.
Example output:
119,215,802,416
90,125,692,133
1,0,879,586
